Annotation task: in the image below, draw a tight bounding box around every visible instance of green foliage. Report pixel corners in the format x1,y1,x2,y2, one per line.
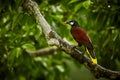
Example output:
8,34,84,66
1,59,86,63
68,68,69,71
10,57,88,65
0,0,120,80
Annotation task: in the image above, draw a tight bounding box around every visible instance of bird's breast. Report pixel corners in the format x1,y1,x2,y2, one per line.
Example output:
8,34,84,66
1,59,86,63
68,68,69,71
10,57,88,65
70,27,91,44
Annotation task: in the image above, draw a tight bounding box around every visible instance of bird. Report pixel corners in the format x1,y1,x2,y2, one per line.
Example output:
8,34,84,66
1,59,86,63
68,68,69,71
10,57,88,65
63,20,97,64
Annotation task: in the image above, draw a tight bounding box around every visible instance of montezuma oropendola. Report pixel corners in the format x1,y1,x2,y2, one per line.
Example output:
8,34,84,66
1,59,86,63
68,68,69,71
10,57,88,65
63,20,97,64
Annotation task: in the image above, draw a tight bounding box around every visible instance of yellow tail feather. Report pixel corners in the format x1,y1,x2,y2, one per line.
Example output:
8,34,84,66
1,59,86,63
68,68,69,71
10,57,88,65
86,48,97,64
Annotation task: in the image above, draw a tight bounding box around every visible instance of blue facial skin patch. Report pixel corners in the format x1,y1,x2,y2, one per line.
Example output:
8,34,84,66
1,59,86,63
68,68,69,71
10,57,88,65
69,21,74,25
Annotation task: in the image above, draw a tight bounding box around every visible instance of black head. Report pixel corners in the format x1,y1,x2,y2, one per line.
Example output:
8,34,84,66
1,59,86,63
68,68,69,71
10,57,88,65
64,20,80,28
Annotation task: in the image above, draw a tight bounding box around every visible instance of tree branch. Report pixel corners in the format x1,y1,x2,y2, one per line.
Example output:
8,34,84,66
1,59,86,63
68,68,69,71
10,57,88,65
22,0,120,79
27,46,59,56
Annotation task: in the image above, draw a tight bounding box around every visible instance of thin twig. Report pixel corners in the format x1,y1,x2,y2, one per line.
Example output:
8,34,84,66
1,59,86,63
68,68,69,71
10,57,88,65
27,46,59,56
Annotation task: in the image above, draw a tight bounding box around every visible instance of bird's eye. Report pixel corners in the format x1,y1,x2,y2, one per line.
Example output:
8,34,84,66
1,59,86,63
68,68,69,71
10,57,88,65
69,22,74,25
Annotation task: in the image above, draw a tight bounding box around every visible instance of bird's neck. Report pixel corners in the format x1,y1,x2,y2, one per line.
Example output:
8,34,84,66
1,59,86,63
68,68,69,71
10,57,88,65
71,25,79,28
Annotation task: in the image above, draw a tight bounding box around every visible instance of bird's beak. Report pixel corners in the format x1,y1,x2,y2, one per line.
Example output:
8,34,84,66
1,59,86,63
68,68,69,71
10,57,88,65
63,21,68,24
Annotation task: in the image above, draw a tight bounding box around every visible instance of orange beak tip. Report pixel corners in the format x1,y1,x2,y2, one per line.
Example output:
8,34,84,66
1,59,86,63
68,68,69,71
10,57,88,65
63,22,67,24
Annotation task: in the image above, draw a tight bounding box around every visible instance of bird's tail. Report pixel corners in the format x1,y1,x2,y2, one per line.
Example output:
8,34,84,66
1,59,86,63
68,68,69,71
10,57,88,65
86,48,97,64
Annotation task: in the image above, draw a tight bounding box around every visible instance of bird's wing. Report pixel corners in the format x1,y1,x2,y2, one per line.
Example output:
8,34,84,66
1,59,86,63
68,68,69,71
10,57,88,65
71,27,91,44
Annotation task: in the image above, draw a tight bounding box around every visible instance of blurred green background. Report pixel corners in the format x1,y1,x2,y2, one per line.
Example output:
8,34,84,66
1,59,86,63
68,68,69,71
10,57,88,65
0,0,120,80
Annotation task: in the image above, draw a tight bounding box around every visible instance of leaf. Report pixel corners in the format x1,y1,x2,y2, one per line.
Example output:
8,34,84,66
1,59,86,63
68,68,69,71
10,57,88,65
8,47,21,66
56,65,64,72
68,0,79,4
74,3,82,12
22,43,36,51
82,0,91,9
16,47,21,58
34,57,42,61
